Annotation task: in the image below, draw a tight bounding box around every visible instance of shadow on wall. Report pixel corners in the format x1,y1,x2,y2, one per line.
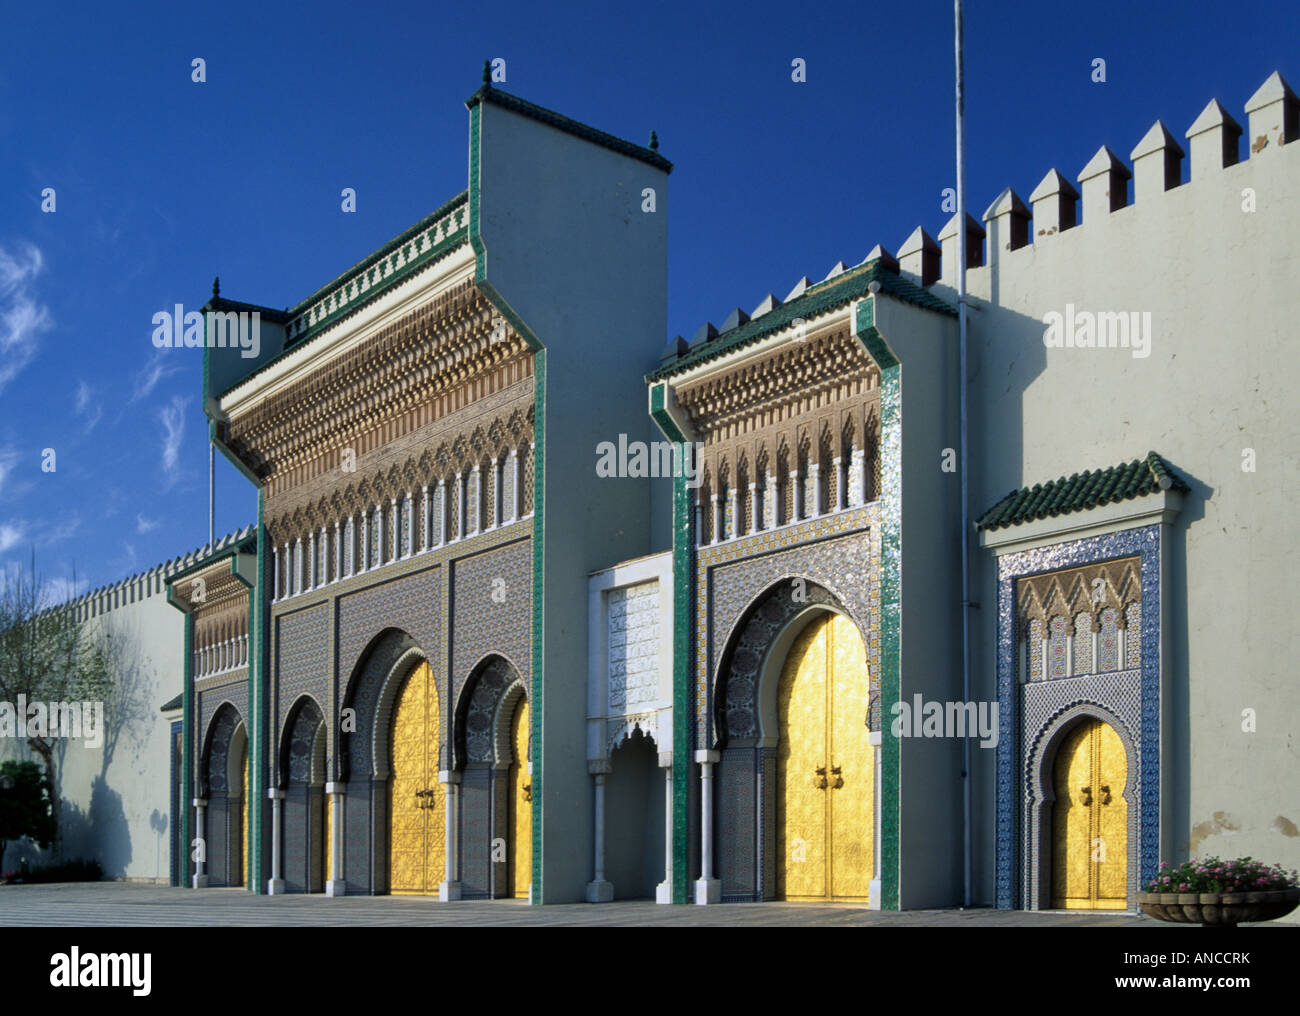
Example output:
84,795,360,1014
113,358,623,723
55,778,133,877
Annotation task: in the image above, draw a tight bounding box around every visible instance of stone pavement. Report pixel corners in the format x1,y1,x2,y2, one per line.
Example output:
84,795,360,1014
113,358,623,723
0,882,1180,927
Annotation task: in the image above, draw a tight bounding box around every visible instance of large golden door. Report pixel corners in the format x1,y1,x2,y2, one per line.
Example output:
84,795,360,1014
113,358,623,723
508,696,532,898
388,662,445,894
775,613,873,901
1051,718,1127,909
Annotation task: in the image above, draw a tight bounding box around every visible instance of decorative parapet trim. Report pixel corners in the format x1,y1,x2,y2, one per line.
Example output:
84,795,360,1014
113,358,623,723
465,84,673,173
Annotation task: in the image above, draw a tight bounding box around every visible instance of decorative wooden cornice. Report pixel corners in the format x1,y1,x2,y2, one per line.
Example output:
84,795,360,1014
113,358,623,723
223,279,533,500
1016,556,1141,632
676,327,880,444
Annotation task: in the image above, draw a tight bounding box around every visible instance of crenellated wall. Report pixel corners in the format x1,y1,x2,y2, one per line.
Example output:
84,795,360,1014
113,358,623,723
880,68,1300,910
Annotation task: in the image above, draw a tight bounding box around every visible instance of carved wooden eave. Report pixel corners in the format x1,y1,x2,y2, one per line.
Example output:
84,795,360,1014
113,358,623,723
220,276,534,505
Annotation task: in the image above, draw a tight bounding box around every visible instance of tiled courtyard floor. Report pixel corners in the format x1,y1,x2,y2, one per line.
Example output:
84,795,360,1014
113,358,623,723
0,882,1188,927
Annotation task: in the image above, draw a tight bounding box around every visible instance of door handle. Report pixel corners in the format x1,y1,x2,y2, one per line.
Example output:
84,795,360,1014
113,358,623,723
1080,785,1092,806
830,764,844,789
522,783,532,802
1099,784,1112,805
814,766,828,790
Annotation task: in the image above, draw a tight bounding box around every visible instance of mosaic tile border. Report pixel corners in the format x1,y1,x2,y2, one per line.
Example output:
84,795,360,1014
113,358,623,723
994,525,1162,909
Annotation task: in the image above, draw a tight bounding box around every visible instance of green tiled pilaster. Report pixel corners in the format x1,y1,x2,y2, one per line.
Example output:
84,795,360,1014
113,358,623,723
529,350,545,904
649,383,693,904
181,619,192,888
856,299,901,911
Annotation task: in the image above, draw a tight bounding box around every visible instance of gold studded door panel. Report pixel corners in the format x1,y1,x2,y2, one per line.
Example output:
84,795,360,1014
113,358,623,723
509,696,531,898
828,615,873,901
776,618,829,900
1094,721,1128,908
1051,719,1128,909
388,662,444,894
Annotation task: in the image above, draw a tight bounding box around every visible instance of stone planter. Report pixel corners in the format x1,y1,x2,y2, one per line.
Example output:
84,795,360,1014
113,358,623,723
1137,888,1300,925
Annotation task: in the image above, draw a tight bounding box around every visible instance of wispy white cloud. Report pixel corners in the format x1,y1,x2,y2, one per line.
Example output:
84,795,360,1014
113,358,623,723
38,516,80,546
0,520,28,554
45,575,89,606
136,513,159,534
0,446,19,496
0,242,53,394
74,379,102,432
159,394,189,487
131,356,181,402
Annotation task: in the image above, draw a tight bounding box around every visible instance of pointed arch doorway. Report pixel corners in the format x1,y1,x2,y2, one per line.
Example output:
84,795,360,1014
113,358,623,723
775,612,873,901
389,660,445,895
1051,717,1128,909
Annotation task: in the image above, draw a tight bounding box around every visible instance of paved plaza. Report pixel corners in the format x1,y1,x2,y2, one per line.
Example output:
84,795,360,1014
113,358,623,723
0,882,1183,927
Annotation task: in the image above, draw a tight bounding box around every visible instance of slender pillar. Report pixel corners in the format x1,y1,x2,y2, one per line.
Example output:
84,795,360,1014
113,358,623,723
656,753,673,904
709,493,720,545
192,798,209,888
436,480,447,546
727,486,739,540
586,759,614,902
308,531,317,589
271,545,279,601
694,749,721,904
832,455,843,511
359,512,369,572
507,450,519,524
293,538,302,595
764,471,777,529
468,465,481,535
325,782,345,897
790,468,801,522
439,770,462,901
747,482,758,535
455,472,465,541
267,787,285,894
420,485,430,552
809,462,823,516
849,448,866,507
869,731,882,909
694,498,704,547
333,520,341,582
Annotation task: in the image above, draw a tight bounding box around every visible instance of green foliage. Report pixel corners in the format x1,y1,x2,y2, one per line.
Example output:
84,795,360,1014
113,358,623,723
1145,856,1300,893
0,760,56,854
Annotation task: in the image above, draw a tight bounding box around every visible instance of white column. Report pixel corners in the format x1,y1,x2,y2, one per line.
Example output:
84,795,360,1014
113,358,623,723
709,493,720,545
507,450,519,524
832,455,843,511
420,485,430,552
656,754,673,904
359,511,369,572
869,730,882,909
809,462,823,516
727,487,738,540
468,466,481,535
437,480,447,546
790,468,801,521
293,538,302,595
325,782,345,897
694,749,721,904
389,496,398,561
271,545,279,601
764,471,777,529
1040,631,1049,682
192,798,209,888
267,787,285,894
1066,629,1075,677
849,448,866,507
586,760,614,902
439,770,462,901
452,472,463,541
333,520,341,582
308,531,317,589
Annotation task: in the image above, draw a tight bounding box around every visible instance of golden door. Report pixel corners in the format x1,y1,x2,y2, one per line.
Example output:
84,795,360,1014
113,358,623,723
508,696,532,898
388,662,445,894
775,613,873,901
240,746,249,888
1051,718,1127,909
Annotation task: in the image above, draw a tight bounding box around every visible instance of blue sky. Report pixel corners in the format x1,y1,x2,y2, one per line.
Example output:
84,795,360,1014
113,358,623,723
1,0,1296,599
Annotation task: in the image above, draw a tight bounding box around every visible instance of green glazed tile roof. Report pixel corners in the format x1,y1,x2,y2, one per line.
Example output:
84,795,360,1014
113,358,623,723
647,260,955,382
466,84,673,173
976,451,1188,531
159,693,183,713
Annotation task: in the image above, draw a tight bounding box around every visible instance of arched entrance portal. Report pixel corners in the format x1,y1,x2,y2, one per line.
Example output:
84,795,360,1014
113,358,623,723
200,705,245,888
507,695,531,898
775,613,872,901
1051,718,1128,909
239,741,249,889
389,661,444,894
